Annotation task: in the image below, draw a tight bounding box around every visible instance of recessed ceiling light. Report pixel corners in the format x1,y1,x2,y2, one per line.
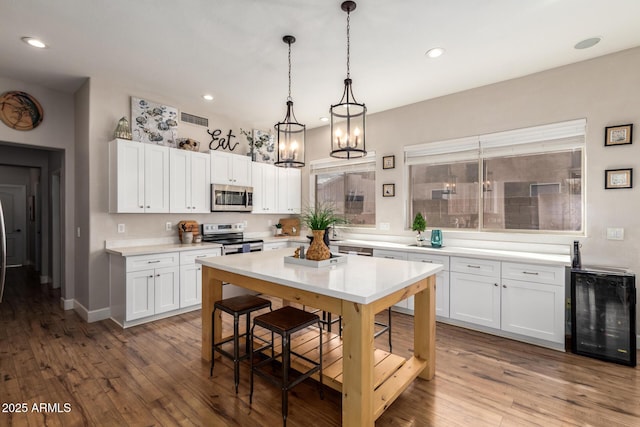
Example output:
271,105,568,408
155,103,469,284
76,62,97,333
319,117,329,122
574,37,601,50
425,47,445,58
202,94,214,101
22,37,47,49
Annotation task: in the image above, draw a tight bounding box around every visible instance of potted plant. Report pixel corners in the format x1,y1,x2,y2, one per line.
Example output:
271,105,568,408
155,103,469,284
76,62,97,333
412,212,427,246
300,203,344,261
274,222,283,236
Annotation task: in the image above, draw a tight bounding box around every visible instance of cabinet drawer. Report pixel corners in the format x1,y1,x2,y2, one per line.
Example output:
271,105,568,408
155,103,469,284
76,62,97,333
372,249,408,260
501,262,564,286
407,253,450,270
127,252,179,272
450,256,500,278
180,248,222,265
264,241,289,250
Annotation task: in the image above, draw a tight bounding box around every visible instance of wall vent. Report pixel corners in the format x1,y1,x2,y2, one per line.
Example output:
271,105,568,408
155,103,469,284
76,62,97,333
181,112,209,127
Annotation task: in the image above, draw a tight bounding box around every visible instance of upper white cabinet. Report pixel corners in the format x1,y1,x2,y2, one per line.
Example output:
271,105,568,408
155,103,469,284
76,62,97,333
277,167,301,214
109,139,169,213
169,150,211,213
252,162,277,213
210,150,252,186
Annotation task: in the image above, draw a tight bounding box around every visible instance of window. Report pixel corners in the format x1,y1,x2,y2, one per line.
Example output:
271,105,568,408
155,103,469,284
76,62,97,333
311,154,376,227
406,120,585,233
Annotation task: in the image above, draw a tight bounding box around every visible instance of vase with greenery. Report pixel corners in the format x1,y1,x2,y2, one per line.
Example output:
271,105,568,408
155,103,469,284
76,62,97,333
274,223,283,236
412,212,427,246
300,204,344,261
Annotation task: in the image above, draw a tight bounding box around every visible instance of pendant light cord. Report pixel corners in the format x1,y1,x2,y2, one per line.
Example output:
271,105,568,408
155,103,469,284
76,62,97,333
287,39,292,101
346,10,351,79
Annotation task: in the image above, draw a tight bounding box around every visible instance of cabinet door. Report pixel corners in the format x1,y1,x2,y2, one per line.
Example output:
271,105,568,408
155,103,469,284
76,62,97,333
450,271,500,329
252,162,277,213
373,250,409,308
277,168,301,214
433,270,450,317
231,154,252,186
126,269,155,320
501,279,564,343
154,266,180,314
211,151,232,184
169,149,191,213
144,144,170,212
112,139,145,213
190,151,211,213
180,263,202,307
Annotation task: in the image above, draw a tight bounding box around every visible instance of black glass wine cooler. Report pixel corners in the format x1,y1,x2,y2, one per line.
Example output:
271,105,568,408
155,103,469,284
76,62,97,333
571,268,636,366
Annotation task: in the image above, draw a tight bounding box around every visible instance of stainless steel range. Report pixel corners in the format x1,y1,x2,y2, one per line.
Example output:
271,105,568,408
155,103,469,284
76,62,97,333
200,223,263,298
200,223,264,255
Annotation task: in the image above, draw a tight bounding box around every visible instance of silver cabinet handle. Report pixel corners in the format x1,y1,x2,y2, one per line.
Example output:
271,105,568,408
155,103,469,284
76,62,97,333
146,205,151,208
494,283,498,287
522,271,539,275
156,274,160,277
139,205,144,208
196,255,207,258
467,264,481,269
148,275,153,278
147,260,161,264
502,284,507,288
421,260,433,263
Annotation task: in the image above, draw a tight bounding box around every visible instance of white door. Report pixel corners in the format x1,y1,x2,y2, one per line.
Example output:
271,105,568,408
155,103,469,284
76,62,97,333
0,185,27,266
450,272,501,329
114,140,145,213
154,266,180,314
211,151,232,184
126,269,155,320
144,144,170,213
169,149,190,212
180,263,202,307
231,154,252,186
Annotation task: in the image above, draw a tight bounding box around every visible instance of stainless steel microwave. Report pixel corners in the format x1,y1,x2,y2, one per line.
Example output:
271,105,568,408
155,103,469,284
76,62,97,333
211,184,253,212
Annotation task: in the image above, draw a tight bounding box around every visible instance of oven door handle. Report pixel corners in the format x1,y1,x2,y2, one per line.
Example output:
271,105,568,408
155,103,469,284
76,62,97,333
244,189,248,209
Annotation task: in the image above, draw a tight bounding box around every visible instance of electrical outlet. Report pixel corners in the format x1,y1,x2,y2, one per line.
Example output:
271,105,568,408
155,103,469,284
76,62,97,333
243,220,248,227
267,220,272,226
166,222,172,231
606,227,624,240
379,222,390,231
117,224,126,233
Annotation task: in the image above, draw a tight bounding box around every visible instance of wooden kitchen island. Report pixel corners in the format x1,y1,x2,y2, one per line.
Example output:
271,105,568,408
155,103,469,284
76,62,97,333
197,248,442,426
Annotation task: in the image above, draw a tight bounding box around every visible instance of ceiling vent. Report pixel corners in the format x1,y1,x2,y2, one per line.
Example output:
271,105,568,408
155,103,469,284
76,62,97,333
181,112,208,127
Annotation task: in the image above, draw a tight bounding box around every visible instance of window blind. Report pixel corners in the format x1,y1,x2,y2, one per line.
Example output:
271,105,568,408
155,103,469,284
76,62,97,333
404,137,479,165
310,151,376,174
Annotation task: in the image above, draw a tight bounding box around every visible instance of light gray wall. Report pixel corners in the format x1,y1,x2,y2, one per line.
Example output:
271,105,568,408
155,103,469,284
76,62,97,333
0,76,76,301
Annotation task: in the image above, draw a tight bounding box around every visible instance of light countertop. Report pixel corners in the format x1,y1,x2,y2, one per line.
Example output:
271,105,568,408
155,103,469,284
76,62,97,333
106,242,222,257
196,248,442,304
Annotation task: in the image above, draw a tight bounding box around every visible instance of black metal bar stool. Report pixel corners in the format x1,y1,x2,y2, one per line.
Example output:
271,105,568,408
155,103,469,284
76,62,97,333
210,295,272,394
250,306,324,426
375,307,393,353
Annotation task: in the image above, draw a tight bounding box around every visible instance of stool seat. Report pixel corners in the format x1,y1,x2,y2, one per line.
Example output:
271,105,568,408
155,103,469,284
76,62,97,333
215,294,272,314
254,305,320,335
210,295,271,394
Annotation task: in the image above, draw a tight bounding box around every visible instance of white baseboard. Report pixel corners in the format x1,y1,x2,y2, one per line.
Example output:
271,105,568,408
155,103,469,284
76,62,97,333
72,300,111,323
60,298,74,310
40,275,51,284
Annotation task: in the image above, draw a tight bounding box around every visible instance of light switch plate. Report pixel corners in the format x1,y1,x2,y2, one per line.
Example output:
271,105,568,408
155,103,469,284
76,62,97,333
117,224,126,233
165,222,172,231
606,227,624,240
379,222,390,231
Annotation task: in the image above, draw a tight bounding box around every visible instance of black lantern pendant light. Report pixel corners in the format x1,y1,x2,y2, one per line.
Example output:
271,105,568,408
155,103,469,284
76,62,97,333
275,35,305,168
330,0,366,159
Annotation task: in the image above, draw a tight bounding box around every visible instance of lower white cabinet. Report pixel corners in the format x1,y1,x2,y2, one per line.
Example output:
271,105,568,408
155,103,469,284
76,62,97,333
372,249,411,310
407,253,450,317
179,248,221,308
450,271,501,329
125,259,180,321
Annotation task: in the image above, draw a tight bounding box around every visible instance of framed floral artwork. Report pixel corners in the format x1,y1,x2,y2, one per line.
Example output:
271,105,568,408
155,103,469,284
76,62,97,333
604,124,633,146
251,129,276,163
131,97,179,146
605,168,632,189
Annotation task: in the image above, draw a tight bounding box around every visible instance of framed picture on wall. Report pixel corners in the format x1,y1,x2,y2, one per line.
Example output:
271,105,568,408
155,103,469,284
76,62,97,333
605,168,632,189
382,155,395,169
382,183,395,197
604,124,633,146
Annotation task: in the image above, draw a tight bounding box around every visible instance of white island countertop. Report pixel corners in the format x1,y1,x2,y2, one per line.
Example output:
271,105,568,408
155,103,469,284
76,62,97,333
197,247,442,304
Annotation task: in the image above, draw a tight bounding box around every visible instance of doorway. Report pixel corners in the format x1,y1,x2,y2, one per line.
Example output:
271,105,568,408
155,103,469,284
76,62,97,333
51,172,62,289
0,185,27,266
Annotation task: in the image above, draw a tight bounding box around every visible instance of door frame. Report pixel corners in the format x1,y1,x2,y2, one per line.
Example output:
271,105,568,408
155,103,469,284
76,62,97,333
0,184,27,266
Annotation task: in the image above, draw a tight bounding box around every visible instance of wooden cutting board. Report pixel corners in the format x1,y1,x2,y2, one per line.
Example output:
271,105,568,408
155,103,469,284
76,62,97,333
178,220,200,242
279,218,300,236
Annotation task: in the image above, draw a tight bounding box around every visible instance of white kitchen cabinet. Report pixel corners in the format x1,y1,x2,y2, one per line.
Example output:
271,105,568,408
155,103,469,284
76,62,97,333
500,262,565,343
109,139,170,213
277,167,301,214
264,241,289,250
252,162,277,213
450,271,501,329
170,149,211,213
210,150,252,186
407,252,450,317
124,252,180,321
179,248,221,308
372,249,410,309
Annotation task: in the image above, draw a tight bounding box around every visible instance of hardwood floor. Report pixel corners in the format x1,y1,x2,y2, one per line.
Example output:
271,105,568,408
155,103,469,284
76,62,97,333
1,267,638,426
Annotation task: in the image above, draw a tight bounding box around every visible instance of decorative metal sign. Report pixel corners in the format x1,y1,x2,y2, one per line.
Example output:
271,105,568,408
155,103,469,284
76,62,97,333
208,128,239,151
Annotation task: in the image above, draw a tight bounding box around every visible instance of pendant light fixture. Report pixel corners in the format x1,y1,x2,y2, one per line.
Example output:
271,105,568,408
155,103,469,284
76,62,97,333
275,35,305,168
330,1,366,159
